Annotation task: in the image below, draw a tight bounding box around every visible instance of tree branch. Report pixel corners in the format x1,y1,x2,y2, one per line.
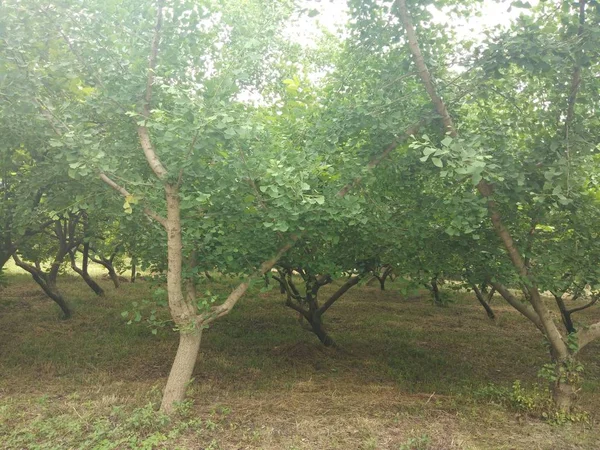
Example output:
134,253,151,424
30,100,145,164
137,0,168,180
396,0,457,137
491,281,544,333
318,275,362,316
99,172,167,227
336,122,420,197
202,239,298,324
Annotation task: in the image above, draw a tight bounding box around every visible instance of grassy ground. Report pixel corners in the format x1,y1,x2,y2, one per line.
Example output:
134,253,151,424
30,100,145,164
1,265,599,449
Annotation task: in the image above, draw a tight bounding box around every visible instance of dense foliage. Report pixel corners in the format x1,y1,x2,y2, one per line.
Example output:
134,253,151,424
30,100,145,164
1,0,599,413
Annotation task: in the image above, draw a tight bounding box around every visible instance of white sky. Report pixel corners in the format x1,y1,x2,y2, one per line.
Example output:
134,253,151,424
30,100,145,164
290,0,537,45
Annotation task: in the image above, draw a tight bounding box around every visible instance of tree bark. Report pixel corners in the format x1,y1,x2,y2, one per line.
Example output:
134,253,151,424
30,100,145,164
471,283,496,320
131,258,137,283
399,0,587,410
554,294,576,334
90,255,121,288
307,315,336,347
160,325,203,413
159,184,202,413
70,246,105,296
430,278,443,306
281,273,361,346
13,255,72,318
0,249,13,270
553,378,576,411
374,266,393,291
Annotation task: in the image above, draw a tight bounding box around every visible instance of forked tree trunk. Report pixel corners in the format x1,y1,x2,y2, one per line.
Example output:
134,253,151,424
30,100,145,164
280,273,361,347
70,245,104,296
471,282,496,320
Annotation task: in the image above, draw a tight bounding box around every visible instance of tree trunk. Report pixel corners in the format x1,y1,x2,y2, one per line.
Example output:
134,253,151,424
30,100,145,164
107,267,120,289
70,250,104,296
379,266,393,290
160,325,203,413
471,283,496,320
131,259,137,283
553,378,576,411
431,279,442,306
13,255,72,319
160,184,202,414
308,315,336,347
0,250,13,270
45,278,72,319
554,294,576,334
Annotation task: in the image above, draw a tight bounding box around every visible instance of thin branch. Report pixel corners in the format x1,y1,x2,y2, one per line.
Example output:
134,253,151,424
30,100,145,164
99,172,167,227
202,239,298,324
137,0,168,180
336,122,420,197
568,296,598,315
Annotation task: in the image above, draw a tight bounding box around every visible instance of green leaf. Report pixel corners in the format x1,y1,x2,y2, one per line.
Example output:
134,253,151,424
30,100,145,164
432,157,443,168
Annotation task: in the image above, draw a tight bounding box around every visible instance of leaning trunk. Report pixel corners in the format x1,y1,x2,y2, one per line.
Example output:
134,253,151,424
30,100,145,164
107,267,120,289
44,278,72,319
13,256,72,319
70,251,105,297
471,283,496,320
308,314,335,347
160,325,203,412
75,265,105,296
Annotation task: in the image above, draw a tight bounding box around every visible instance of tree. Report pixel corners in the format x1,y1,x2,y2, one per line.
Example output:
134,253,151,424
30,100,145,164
397,0,600,409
